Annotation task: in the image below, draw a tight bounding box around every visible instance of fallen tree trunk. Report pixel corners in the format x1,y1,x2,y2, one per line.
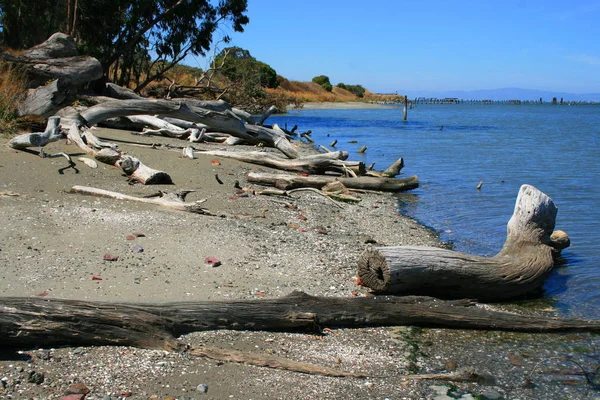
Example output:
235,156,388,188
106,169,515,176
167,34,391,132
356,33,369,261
78,100,298,158
198,150,364,175
79,99,244,134
247,172,419,192
357,185,570,301
1,292,599,351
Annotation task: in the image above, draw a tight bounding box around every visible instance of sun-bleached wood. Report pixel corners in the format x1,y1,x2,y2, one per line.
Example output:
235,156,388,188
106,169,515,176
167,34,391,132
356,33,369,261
248,172,419,192
357,185,570,301
197,150,364,175
8,116,64,152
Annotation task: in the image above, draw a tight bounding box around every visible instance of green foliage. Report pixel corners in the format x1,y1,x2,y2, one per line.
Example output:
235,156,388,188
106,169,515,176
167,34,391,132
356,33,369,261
337,82,366,98
312,75,330,86
208,46,282,112
256,61,278,89
312,75,332,92
216,46,279,89
0,0,249,90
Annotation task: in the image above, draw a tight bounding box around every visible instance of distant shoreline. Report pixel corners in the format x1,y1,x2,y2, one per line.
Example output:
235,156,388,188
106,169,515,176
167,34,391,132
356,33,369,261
299,101,397,110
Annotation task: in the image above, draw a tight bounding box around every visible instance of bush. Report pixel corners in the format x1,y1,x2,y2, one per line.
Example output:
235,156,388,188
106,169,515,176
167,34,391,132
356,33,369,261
312,75,332,91
335,82,365,97
256,61,279,89
216,47,279,89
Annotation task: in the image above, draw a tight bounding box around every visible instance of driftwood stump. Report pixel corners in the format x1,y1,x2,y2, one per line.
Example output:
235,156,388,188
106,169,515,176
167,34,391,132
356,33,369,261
357,185,570,301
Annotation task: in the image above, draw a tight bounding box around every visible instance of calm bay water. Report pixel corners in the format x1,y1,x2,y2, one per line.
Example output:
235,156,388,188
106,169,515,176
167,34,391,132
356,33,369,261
270,104,600,319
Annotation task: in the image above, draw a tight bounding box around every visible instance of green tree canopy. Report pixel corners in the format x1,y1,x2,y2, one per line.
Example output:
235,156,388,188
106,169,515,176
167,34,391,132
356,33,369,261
0,0,249,90
312,75,332,92
215,46,278,89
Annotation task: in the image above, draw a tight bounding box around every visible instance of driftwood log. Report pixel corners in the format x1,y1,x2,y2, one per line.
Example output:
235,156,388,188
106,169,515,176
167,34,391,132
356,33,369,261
7,116,64,154
1,292,599,351
247,172,419,192
17,78,76,117
0,33,102,88
357,185,570,301
61,121,172,184
197,150,365,175
70,185,212,214
78,99,298,158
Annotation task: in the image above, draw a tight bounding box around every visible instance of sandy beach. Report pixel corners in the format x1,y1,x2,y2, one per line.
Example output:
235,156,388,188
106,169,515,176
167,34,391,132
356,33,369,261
0,126,595,400
0,127,443,399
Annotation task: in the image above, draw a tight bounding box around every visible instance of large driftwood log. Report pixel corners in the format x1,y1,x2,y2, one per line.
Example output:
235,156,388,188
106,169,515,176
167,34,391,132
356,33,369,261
1,48,102,88
247,172,419,192
78,100,298,158
1,292,599,351
357,185,570,301
198,150,365,175
17,79,75,117
21,32,79,59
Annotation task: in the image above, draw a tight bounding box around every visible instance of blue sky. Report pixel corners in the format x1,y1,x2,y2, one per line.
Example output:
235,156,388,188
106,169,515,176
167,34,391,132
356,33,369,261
185,0,600,94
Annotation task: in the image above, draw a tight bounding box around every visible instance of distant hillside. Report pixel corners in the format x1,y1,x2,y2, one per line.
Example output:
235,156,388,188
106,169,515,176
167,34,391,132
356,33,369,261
402,87,600,102
270,77,404,104
270,78,357,102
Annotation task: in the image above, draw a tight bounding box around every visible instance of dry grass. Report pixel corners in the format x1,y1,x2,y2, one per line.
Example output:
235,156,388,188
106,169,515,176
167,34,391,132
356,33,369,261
272,78,359,103
272,78,405,104
0,62,29,136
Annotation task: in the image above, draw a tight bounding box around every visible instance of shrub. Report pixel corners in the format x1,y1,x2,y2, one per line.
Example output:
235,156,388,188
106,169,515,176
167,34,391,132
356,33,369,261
312,75,332,92
321,82,333,92
216,47,280,89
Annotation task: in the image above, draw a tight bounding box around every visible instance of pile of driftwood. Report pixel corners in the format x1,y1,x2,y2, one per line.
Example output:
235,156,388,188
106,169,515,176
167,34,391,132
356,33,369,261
5,33,417,193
